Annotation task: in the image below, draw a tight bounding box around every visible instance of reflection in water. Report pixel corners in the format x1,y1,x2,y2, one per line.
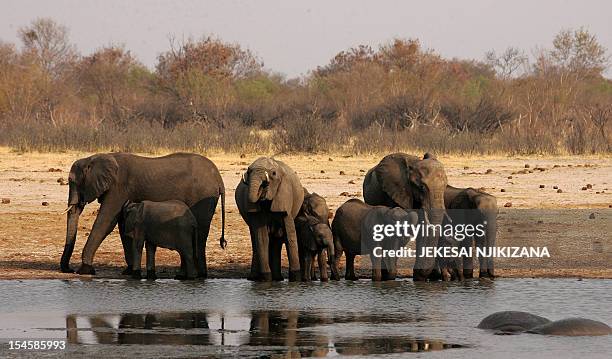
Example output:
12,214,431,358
65,310,465,355
334,337,464,355
67,313,211,346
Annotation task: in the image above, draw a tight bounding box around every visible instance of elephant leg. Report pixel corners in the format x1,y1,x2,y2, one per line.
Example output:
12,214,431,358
453,258,464,281
79,197,124,274
247,225,260,281
463,236,474,279
175,252,187,280
381,260,389,281
330,248,342,281
310,256,317,281
302,255,313,282
385,258,397,280
427,266,442,281
182,249,197,280
318,251,328,282
130,232,144,280
371,255,383,281
145,242,157,280
269,236,283,281
197,223,211,279
481,214,496,279
254,217,272,281
440,262,452,281
191,198,217,279
345,253,357,280
283,216,301,282
117,214,133,275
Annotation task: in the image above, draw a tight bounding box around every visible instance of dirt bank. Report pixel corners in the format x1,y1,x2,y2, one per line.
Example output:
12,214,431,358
0,148,610,279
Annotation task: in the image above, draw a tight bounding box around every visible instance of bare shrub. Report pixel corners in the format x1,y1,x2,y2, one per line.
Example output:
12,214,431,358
274,113,349,153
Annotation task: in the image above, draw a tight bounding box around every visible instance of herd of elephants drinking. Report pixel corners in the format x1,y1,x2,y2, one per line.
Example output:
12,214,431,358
59,151,496,282
56,152,612,337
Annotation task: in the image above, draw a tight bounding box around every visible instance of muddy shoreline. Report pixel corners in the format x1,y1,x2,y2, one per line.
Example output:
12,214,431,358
1,149,610,280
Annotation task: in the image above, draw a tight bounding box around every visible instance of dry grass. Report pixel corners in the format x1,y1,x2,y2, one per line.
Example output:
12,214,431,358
1,119,610,156
0,148,610,279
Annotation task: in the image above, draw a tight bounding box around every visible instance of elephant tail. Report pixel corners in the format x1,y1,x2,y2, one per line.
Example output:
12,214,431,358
219,188,227,249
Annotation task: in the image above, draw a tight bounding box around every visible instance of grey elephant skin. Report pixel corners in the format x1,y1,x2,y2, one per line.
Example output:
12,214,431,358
527,318,612,336
61,152,226,277
235,157,304,281
332,199,418,281
123,200,198,280
444,185,498,279
363,153,448,281
296,215,334,282
477,311,551,333
478,311,611,336
295,190,335,281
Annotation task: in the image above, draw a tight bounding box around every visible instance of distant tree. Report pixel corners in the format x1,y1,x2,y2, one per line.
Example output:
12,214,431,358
485,47,528,79
314,45,376,76
18,18,77,78
77,46,150,125
156,36,262,82
551,28,608,76
534,28,609,80
377,38,437,73
155,36,263,125
16,18,79,125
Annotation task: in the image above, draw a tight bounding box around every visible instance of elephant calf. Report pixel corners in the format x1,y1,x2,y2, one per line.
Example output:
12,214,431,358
123,200,198,280
332,199,418,281
295,215,334,281
444,185,497,279
295,190,335,281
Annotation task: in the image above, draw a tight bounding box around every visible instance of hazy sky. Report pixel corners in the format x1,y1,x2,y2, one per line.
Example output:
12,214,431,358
2,0,611,77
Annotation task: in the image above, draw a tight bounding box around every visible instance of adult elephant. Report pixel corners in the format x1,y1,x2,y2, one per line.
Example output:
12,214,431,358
60,152,226,277
363,153,448,281
444,185,497,279
235,157,304,282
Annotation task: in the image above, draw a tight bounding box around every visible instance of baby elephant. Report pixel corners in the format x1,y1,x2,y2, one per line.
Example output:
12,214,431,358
123,200,198,280
296,189,335,281
332,199,419,281
295,214,334,281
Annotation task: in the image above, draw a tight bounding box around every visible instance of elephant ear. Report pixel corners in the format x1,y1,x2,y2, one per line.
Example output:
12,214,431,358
271,163,302,215
374,153,419,209
270,175,293,213
305,216,322,251
83,154,119,203
295,214,308,229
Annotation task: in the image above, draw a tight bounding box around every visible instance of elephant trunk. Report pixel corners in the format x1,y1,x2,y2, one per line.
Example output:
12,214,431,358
326,240,335,262
329,239,341,281
248,176,263,203
60,183,83,272
413,192,446,281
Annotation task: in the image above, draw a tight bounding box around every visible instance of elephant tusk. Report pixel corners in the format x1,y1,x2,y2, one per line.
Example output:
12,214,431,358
265,171,270,182
241,172,247,184
444,211,453,223
423,210,430,225
61,205,74,215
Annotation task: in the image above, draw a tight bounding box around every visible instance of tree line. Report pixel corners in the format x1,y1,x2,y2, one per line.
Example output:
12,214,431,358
1,18,610,154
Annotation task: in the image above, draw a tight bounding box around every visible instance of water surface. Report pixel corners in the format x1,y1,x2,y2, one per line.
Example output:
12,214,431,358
0,279,610,357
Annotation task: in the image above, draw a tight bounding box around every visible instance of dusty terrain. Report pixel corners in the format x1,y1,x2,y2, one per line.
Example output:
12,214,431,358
0,147,610,279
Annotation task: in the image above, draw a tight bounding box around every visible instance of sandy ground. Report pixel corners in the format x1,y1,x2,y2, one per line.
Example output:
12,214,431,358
0,147,610,279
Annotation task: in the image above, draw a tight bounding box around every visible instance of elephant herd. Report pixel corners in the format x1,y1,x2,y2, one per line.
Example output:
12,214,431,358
59,151,497,282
